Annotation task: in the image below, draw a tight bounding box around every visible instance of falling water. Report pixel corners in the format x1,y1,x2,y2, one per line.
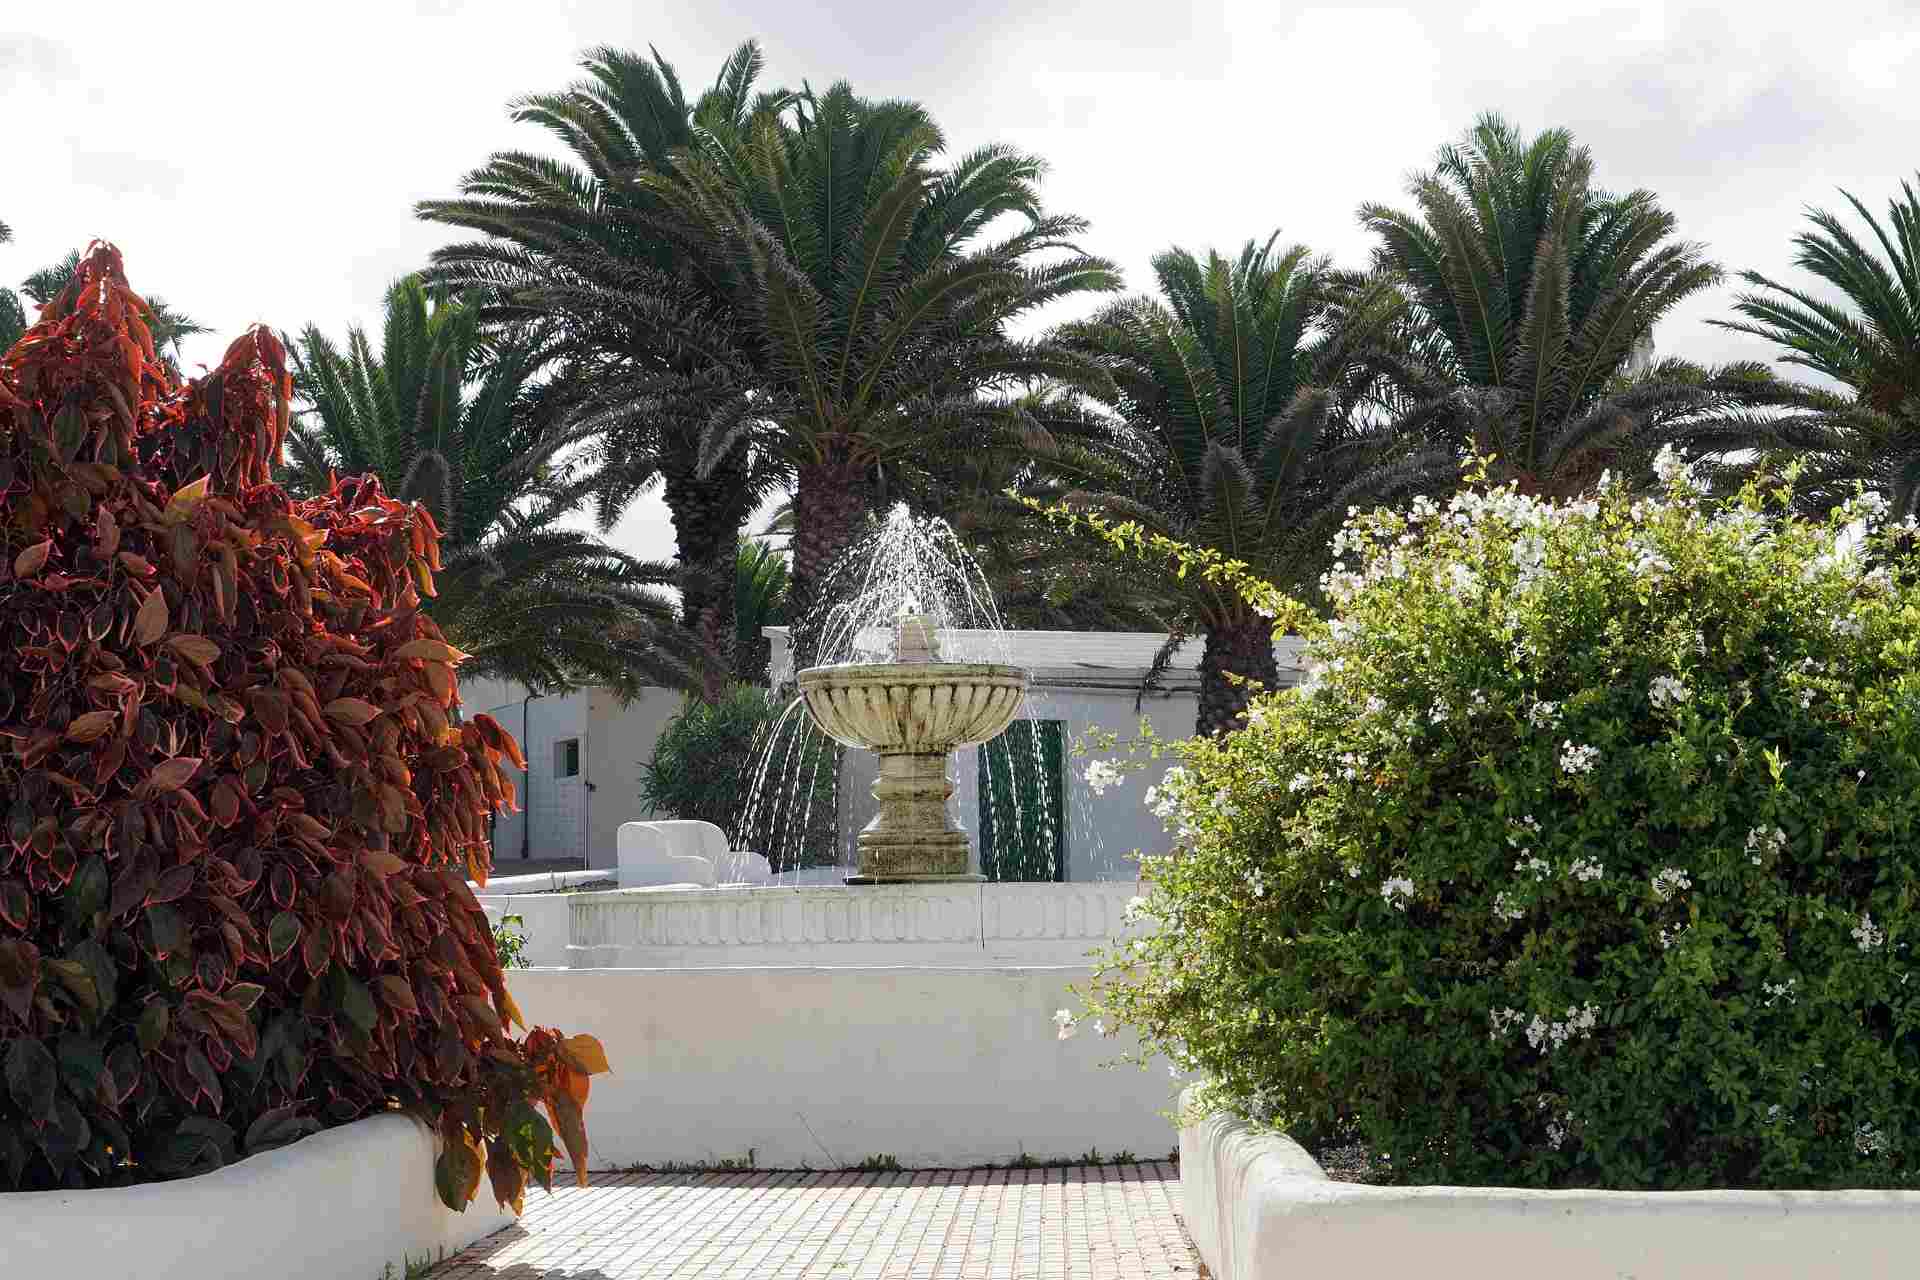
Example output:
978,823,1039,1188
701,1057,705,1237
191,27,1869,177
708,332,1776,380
728,504,1065,883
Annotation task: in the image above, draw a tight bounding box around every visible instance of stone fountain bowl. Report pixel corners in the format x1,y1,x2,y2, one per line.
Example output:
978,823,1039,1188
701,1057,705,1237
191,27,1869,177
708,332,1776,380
796,662,1029,752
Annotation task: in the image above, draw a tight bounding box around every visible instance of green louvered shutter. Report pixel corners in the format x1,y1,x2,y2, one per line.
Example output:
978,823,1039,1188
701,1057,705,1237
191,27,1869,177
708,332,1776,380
976,720,1066,882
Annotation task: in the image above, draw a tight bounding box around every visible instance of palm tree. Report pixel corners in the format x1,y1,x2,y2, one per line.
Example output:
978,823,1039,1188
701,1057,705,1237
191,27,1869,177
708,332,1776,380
417,43,788,676
1707,177,1920,517
648,81,1120,658
0,219,21,352
1359,113,1769,495
734,538,790,683
1062,234,1444,734
286,276,693,697
905,387,1180,633
17,249,207,368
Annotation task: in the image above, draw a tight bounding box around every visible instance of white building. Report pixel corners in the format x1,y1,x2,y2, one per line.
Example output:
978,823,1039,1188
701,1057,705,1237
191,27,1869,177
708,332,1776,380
463,629,1305,880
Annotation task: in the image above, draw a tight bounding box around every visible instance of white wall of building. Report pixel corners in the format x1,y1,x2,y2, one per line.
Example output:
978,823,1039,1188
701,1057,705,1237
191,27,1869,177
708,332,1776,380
461,678,686,871
585,686,684,873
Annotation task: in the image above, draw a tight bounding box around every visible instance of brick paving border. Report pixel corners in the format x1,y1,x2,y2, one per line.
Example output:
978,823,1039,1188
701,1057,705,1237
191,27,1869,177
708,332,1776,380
434,1162,1201,1279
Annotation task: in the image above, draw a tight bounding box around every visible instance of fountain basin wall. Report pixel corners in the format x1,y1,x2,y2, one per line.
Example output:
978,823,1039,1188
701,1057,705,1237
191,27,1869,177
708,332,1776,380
564,881,1143,968
507,966,1180,1168
1178,1090,1920,1280
0,1113,515,1280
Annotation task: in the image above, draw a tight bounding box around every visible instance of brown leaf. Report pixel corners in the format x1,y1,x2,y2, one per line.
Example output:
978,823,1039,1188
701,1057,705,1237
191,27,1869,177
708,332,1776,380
95,506,120,557
322,697,381,726
163,475,209,522
132,586,167,645
561,1034,611,1076
146,756,201,793
165,634,221,667
392,638,469,664
65,710,118,743
13,539,51,578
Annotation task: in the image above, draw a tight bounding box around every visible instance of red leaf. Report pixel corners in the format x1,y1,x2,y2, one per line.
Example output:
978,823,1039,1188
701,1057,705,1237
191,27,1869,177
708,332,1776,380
146,757,202,793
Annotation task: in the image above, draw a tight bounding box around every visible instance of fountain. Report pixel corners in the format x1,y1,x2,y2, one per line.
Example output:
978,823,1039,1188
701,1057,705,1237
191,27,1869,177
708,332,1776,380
797,607,1029,882
732,504,1066,885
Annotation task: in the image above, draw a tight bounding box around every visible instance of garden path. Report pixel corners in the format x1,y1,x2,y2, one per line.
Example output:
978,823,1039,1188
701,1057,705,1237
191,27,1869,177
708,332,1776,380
433,1160,1200,1279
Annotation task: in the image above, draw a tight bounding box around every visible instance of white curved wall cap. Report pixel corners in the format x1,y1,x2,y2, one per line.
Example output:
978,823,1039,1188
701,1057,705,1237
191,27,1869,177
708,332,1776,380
1179,1090,1920,1280
0,1113,513,1280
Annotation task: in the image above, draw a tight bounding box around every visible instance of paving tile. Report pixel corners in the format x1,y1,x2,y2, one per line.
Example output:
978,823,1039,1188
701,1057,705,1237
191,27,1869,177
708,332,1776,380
440,1163,1201,1279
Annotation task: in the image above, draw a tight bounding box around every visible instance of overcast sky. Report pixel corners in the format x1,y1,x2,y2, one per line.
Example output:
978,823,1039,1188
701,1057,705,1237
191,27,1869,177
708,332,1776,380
5,1,1918,564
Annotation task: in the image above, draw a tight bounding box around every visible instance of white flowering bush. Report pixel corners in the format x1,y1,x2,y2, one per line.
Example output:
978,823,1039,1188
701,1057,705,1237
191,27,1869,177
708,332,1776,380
1084,460,1920,1188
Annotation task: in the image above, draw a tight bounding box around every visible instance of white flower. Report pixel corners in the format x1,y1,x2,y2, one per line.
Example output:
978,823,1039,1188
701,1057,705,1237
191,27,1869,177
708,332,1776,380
1488,1007,1526,1041
1653,443,1706,494
1648,675,1691,710
1559,741,1600,775
1856,1123,1888,1156
1762,978,1797,1008
1831,614,1864,639
1659,924,1688,950
1651,867,1693,901
1745,826,1786,866
1519,1003,1600,1053
1526,700,1560,729
1514,855,1551,881
1544,1109,1575,1151
1379,877,1415,911
1493,891,1525,923
1122,895,1150,925
1083,759,1125,796
1853,912,1886,952
1288,772,1313,794
1444,563,1481,598
1053,1009,1079,1040
1568,858,1604,883
1249,869,1266,899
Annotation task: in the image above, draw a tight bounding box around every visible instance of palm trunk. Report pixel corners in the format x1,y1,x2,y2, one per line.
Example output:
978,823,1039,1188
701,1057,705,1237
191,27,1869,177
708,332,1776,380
788,454,874,670
1196,612,1280,737
663,451,751,698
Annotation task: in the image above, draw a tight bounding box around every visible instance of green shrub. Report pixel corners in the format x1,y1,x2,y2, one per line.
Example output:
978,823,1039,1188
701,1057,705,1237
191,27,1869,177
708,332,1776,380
493,914,530,970
639,685,839,871
1083,458,1920,1188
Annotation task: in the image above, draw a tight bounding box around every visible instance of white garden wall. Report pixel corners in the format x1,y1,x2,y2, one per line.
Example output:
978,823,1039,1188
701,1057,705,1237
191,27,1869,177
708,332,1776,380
564,880,1143,968
1,1113,514,1280
509,966,1181,1168
474,891,576,969
1179,1094,1920,1280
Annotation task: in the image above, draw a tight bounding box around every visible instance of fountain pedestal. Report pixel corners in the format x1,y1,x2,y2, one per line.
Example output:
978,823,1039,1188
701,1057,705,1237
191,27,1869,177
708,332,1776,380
796,614,1028,884
848,751,979,883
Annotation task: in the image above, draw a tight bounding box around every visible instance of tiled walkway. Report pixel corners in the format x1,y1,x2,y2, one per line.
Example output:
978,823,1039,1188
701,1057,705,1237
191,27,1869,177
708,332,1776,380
436,1161,1202,1279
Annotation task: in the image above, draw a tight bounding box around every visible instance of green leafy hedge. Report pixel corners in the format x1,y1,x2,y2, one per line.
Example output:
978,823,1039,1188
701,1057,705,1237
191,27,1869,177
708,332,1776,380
1085,459,1920,1188
640,685,840,871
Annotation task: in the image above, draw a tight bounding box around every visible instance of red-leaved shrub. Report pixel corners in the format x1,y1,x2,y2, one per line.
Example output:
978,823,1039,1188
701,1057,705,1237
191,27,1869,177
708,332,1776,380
0,244,604,1210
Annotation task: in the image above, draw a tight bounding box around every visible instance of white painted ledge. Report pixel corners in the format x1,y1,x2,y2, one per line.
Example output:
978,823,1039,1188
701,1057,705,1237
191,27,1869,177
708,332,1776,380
566,880,1144,968
2,1112,516,1280
1179,1090,1920,1280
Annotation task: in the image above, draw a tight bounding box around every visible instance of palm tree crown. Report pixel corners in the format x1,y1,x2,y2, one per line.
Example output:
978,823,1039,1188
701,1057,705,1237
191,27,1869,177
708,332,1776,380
1064,234,1438,733
1360,113,1762,494
1707,178,1920,517
418,43,788,680
647,80,1120,655
287,276,691,697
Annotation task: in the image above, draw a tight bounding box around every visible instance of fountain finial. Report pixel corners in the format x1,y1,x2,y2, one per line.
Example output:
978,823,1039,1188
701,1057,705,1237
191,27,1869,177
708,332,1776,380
894,605,941,664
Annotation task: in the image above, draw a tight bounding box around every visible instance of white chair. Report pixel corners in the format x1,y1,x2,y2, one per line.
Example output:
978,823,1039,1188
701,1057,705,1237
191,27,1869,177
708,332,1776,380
616,821,717,888
646,819,772,885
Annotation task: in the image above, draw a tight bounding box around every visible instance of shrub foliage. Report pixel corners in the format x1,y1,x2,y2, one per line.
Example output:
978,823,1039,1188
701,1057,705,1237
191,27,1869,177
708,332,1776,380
0,245,603,1207
640,684,841,871
1087,459,1920,1188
